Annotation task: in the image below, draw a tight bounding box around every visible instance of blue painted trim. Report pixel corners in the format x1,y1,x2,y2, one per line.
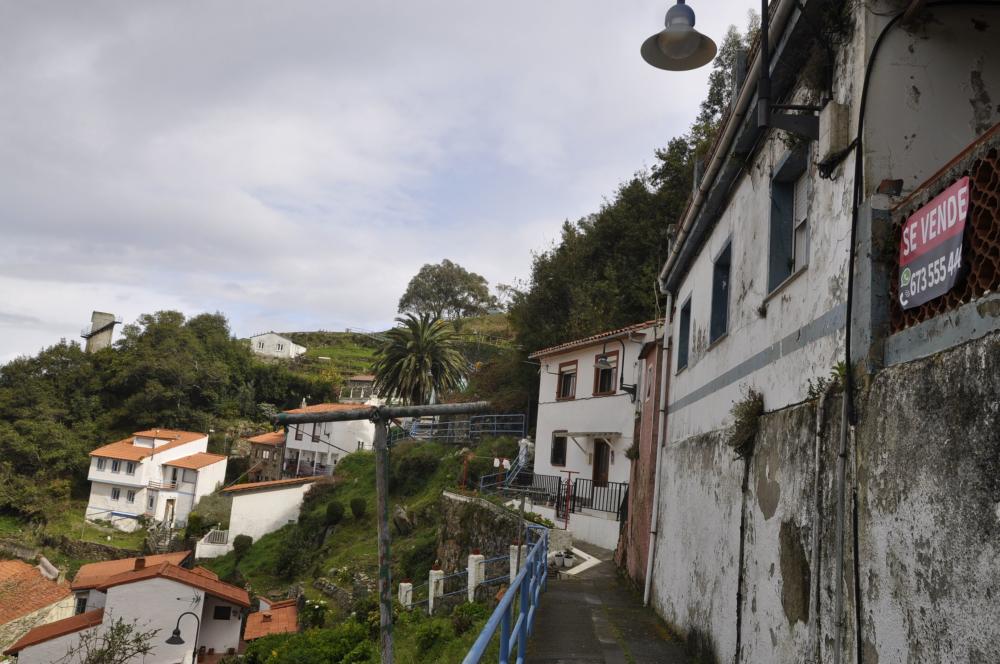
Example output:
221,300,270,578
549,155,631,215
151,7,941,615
668,303,847,413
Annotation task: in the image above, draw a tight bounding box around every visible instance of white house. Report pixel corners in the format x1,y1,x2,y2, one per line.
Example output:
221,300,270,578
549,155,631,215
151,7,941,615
248,332,306,360
195,477,319,559
5,557,249,664
282,402,376,476
525,320,663,548
86,430,227,532
69,552,192,616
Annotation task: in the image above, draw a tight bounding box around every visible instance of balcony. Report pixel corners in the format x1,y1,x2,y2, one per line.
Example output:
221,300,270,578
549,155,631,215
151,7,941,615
147,480,178,490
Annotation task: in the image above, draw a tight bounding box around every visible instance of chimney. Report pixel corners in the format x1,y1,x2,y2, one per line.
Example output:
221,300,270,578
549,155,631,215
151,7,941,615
134,557,146,571
262,613,273,623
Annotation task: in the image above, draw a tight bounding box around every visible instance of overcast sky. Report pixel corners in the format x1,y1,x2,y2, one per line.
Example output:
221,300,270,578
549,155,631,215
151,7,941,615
0,1,749,362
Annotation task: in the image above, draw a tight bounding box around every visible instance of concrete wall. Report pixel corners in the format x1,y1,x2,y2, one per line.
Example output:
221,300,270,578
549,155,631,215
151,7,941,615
15,626,99,664
864,4,1000,197
649,331,1000,664
531,504,620,551
229,483,312,543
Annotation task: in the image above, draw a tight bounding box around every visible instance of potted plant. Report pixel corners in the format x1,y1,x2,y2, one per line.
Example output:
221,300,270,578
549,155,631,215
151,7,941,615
562,550,576,568
553,551,564,567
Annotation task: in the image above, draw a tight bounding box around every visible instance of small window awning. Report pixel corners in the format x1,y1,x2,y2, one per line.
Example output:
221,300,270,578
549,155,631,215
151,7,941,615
563,432,621,438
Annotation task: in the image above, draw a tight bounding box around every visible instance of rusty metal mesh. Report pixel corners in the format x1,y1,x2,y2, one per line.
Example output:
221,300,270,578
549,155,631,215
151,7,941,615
889,146,1000,332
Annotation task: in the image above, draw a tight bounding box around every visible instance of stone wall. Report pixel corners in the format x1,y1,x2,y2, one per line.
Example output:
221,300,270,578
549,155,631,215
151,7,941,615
649,331,999,664
435,491,526,573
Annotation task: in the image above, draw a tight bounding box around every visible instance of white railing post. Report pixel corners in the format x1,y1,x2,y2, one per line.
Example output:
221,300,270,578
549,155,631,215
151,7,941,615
467,552,485,602
429,569,444,615
509,544,527,583
398,581,413,609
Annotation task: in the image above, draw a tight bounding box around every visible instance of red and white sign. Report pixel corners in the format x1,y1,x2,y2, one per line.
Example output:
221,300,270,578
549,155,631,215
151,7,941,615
898,176,970,309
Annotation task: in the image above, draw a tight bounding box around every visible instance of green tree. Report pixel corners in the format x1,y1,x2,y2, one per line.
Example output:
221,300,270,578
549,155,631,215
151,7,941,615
349,498,366,520
233,534,253,561
325,501,345,527
398,259,495,319
372,314,466,405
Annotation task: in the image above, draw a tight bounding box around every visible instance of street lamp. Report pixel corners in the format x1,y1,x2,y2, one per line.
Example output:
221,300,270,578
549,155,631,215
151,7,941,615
641,1,717,71
165,611,201,657
642,0,820,140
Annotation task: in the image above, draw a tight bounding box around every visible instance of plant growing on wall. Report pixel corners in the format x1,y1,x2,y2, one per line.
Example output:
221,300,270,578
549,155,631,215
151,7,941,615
58,616,158,664
726,388,765,459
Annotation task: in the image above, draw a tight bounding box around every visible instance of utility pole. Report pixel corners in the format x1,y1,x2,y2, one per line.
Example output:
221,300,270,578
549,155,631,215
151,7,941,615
274,400,491,664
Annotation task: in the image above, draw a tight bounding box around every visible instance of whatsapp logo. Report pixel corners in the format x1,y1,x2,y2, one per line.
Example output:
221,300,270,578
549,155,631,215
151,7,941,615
900,267,911,287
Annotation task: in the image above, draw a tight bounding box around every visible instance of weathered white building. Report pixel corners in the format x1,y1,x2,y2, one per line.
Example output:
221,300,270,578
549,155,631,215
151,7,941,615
86,430,227,532
282,402,376,475
5,557,249,664
642,1,1000,663
195,477,319,559
247,332,306,359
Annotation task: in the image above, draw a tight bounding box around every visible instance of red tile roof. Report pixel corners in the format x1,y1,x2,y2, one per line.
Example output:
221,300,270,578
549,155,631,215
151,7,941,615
222,477,322,494
0,560,71,625
90,429,207,461
191,566,220,581
528,320,663,359
4,608,104,655
283,402,371,415
247,431,285,446
96,562,249,608
71,552,191,591
244,600,299,640
165,452,227,470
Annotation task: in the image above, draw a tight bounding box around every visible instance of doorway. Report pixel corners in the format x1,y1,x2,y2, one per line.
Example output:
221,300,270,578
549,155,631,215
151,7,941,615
164,499,175,526
593,438,610,487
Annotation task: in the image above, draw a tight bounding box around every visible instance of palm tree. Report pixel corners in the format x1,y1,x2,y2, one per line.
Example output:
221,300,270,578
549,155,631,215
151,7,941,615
373,313,467,404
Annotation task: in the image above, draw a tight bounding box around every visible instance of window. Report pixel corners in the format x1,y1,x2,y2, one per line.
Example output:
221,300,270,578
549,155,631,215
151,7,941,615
96,458,106,471
183,469,196,483
769,148,809,291
550,433,567,466
275,343,284,351
147,494,156,510
256,341,265,350
213,606,232,620
75,595,88,615
556,361,577,400
710,242,732,344
171,467,179,483
295,425,303,441
111,460,121,473
263,450,270,460
126,490,135,504
311,423,320,443
125,462,135,475
110,488,121,501
677,297,692,371
593,350,618,396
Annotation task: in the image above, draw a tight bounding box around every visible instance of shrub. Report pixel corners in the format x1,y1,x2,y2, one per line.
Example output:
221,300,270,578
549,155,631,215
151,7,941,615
276,528,311,579
302,478,338,513
243,620,372,664
302,599,329,629
232,534,253,561
390,443,441,495
184,512,208,539
325,502,345,527
350,498,367,520
451,602,489,635
726,388,764,459
188,493,232,530
413,618,452,654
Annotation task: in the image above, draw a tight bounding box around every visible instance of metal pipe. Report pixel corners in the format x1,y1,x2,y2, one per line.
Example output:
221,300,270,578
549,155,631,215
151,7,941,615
809,388,830,663
374,421,394,664
274,401,492,425
658,0,798,293
832,394,848,664
643,315,672,606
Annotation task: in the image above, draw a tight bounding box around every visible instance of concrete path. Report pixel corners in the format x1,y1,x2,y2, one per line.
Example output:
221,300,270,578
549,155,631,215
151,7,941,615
526,544,694,664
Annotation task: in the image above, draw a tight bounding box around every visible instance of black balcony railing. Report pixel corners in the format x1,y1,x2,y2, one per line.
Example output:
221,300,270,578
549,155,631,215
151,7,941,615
555,478,629,521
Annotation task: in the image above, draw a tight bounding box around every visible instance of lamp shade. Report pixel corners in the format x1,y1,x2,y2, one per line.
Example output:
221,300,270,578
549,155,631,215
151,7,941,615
641,1,717,71
165,628,184,645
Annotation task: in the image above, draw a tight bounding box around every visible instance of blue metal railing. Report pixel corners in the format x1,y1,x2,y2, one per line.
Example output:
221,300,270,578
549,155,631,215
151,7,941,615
462,525,549,664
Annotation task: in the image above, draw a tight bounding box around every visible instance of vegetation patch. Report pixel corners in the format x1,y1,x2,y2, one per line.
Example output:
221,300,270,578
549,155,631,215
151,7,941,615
726,388,765,459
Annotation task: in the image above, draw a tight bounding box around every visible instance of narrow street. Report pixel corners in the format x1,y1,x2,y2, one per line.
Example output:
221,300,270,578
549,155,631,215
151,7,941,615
527,544,693,664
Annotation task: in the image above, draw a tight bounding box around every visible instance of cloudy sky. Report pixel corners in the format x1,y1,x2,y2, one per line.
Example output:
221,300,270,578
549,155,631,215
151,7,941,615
0,1,748,362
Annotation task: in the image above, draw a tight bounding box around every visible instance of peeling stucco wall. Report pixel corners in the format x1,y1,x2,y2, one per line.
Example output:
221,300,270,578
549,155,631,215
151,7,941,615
650,331,1000,664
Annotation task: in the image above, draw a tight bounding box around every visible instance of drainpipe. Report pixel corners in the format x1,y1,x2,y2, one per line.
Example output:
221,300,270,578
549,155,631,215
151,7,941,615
643,305,672,607
809,388,831,663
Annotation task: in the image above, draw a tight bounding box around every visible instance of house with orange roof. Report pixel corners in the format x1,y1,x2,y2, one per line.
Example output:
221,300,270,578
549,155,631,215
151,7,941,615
245,430,285,483
0,560,74,655
244,599,299,641
5,557,249,664
85,429,227,532
280,400,376,476
195,477,321,559
70,551,191,615
519,320,665,549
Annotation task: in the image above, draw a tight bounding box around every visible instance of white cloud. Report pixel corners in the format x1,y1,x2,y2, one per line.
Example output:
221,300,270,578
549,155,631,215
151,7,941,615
0,0,748,360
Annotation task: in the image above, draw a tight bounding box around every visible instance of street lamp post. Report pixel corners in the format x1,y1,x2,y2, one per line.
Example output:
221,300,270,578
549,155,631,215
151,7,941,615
165,611,201,662
642,0,820,140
